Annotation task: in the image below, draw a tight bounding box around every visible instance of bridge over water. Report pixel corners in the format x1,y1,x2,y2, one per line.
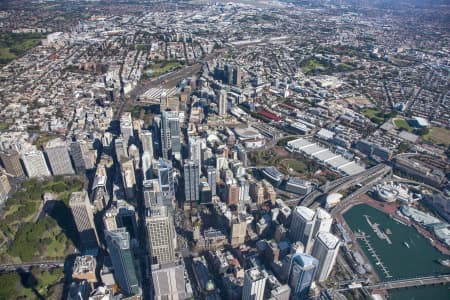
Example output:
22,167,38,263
335,274,450,292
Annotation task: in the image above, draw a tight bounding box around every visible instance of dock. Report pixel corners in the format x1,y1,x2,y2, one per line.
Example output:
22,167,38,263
355,232,393,278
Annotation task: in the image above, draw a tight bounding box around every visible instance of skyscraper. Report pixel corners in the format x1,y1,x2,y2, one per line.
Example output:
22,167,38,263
44,138,75,175
288,253,319,300
242,267,267,300
120,159,136,200
120,112,134,144
307,208,333,253
21,150,51,178
234,66,242,86
145,205,176,265
227,183,240,206
0,149,24,177
157,159,174,201
70,140,96,173
69,191,99,254
188,136,202,170
141,152,153,180
141,130,154,158
206,166,216,196
218,89,227,116
184,159,200,205
311,232,340,282
290,206,316,249
105,228,140,296
70,140,86,172
160,111,181,159
114,138,128,161
103,200,138,240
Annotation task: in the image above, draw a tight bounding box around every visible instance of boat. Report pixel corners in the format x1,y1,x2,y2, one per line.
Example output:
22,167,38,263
403,242,410,248
438,259,450,267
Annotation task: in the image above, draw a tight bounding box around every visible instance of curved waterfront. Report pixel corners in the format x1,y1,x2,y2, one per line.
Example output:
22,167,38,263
343,204,450,299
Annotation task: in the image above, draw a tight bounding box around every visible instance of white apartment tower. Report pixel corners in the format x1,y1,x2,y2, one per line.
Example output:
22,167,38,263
243,267,267,300
311,231,341,282
290,206,316,248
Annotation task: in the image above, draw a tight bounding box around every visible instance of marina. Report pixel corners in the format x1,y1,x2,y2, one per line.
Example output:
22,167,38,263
355,231,392,278
343,204,450,300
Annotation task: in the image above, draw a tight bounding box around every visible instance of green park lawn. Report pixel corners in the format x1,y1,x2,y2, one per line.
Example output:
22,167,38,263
422,126,450,147
280,159,307,174
0,32,45,65
0,177,83,263
0,268,64,299
393,118,413,132
143,60,183,78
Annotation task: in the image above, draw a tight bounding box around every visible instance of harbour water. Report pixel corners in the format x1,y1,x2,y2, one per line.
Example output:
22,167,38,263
343,204,450,300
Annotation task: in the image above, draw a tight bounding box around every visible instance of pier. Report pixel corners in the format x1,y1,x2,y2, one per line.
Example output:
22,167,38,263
355,232,393,278
364,215,392,244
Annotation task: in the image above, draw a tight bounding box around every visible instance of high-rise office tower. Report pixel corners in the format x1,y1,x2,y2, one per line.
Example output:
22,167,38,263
69,191,99,253
234,66,242,86
0,174,11,204
21,150,51,178
224,64,233,85
230,214,247,246
200,182,212,204
127,144,140,170
103,200,138,240
311,232,340,282
70,140,96,172
218,89,227,116
206,166,216,196
290,206,316,249
307,208,333,253
238,177,250,203
227,183,240,206
188,136,202,170
44,138,75,175
140,130,154,158
288,253,319,300
242,267,267,300
160,111,181,159
91,164,109,212
105,228,140,296
114,138,128,161
184,159,200,204
141,152,152,180
145,205,176,265
157,159,174,201
120,159,136,200
0,149,24,177
70,141,86,172
120,113,134,144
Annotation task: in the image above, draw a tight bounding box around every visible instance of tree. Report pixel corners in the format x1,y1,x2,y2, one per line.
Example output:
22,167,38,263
415,127,429,136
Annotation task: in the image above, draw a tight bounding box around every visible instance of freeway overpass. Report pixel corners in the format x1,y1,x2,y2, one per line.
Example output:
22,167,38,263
285,164,392,208
336,274,450,292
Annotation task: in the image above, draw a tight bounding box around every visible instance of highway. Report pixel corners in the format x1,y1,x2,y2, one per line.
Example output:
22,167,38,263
281,164,392,207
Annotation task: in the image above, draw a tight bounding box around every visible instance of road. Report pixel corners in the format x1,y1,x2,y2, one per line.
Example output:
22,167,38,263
0,260,65,273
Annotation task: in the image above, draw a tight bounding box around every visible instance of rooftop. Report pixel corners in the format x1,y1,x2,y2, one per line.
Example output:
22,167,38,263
317,232,340,249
